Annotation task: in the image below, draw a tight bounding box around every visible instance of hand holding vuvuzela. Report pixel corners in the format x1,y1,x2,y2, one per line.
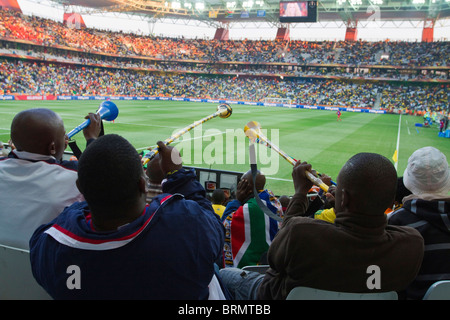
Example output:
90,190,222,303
244,120,329,192
142,104,232,166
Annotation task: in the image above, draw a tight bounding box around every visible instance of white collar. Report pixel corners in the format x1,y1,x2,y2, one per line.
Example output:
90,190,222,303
12,150,56,161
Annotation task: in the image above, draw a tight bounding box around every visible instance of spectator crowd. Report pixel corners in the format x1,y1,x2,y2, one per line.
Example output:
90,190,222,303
0,8,449,114
1,59,448,113
0,8,449,67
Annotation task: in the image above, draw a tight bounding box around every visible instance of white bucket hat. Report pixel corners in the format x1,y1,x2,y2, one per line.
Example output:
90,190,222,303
403,146,450,196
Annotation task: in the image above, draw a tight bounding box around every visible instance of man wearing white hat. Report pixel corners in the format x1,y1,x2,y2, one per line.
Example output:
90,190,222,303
389,146,450,299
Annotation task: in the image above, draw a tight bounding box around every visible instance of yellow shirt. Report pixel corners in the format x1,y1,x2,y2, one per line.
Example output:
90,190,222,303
315,207,391,224
314,208,336,223
212,204,226,219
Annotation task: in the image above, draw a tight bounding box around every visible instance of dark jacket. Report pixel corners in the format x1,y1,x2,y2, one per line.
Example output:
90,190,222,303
388,197,450,299
29,168,225,300
257,193,425,300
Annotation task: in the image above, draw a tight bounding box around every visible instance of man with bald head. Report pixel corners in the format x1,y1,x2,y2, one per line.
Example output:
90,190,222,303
10,108,68,163
0,108,101,249
221,169,282,268
219,153,425,300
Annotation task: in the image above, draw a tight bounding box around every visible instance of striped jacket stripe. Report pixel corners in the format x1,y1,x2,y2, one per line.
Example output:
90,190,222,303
44,195,173,251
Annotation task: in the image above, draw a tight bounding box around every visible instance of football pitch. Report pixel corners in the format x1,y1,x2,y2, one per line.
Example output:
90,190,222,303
1,100,449,196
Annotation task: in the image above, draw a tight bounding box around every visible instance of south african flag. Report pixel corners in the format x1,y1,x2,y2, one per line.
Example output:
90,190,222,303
223,190,282,268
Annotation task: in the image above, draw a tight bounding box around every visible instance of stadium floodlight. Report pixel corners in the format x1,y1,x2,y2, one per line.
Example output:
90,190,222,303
172,1,181,9
195,2,205,10
242,0,253,9
349,0,362,5
227,1,237,9
336,0,346,5
255,0,264,6
370,0,383,4
412,0,425,3
184,2,192,8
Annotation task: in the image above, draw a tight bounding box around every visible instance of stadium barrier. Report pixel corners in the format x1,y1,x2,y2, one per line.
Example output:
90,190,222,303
14,95,57,101
0,95,15,100
60,150,243,197
0,95,387,114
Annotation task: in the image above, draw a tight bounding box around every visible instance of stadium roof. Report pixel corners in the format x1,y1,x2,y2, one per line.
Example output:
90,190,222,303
51,0,450,26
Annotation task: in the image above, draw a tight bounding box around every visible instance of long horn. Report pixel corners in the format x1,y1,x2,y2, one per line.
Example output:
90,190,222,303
67,100,119,139
249,129,337,186
142,103,232,165
244,120,330,192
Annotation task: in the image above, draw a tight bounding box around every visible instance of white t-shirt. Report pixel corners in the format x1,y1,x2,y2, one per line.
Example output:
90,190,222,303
0,151,84,249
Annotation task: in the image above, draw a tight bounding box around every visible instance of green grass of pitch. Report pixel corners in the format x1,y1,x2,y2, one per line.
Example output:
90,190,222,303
1,100,449,196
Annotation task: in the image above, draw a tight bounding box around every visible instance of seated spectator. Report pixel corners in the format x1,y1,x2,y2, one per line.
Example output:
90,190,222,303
388,146,450,300
219,153,424,300
29,136,226,300
0,108,100,249
222,169,282,269
385,177,412,215
288,176,337,223
211,188,226,219
221,187,232,205
313,184,337,223
278,195,290,214
0,9,449,68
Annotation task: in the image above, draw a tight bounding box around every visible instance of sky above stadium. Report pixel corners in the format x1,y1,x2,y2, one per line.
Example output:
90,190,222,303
17,0,450,41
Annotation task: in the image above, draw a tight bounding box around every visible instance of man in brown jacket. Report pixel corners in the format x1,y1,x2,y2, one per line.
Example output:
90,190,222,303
220,153,425,300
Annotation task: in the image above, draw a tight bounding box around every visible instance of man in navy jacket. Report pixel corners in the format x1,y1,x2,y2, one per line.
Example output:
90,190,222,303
30,135,225,300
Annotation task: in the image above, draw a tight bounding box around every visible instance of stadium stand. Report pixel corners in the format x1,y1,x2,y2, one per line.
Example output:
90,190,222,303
1,9,449,66
0,8,449,116
0,58,448,114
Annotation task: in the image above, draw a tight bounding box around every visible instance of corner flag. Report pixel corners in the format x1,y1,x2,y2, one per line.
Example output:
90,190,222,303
392,150,398,163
